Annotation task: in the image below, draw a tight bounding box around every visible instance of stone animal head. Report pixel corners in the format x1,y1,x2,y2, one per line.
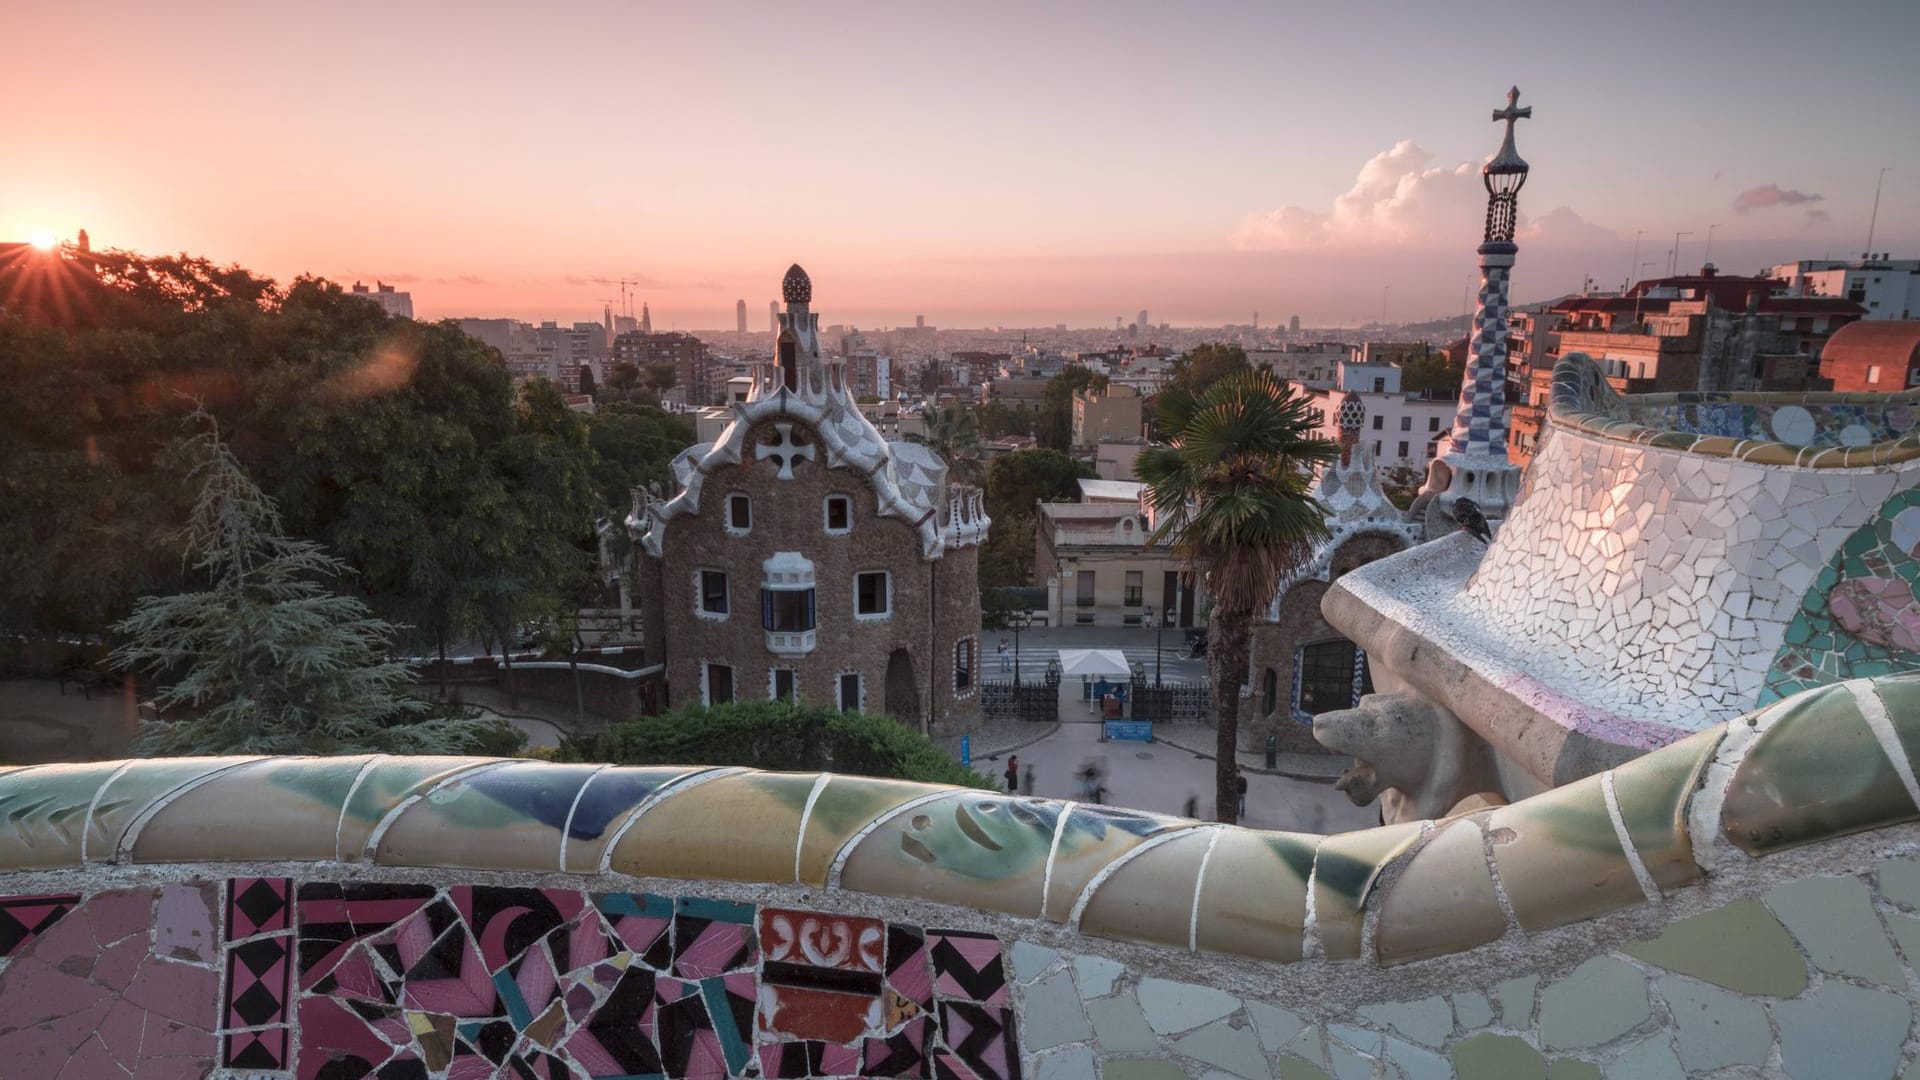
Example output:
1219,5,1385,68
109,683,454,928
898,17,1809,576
1314,693,1440,807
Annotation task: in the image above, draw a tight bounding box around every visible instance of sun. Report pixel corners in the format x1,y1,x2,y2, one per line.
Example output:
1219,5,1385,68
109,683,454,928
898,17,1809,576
27,230,57,251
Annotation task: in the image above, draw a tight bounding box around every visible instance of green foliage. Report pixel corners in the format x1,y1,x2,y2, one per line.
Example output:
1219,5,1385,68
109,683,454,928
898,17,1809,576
975,400,1040,440
1038,366,1107,449
977,448,1092,587
1136,368,1336,824
985,448,1093,524
1153,343,1254,440
584,402,696,518
1379,465,1425,510
110,422,511,756
910,404,981,480
0,250,604,655
1399,351,1465,398
558,700,993,789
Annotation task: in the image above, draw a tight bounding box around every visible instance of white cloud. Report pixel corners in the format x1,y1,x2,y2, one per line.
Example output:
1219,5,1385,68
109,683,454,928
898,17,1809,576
1233,141,1612,250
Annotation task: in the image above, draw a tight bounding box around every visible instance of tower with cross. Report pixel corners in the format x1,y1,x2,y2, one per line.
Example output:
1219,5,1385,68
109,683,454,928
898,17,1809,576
1417,87,1533,528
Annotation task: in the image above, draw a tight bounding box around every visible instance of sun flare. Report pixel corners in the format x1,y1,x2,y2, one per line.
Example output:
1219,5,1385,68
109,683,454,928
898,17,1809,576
27,231,57,251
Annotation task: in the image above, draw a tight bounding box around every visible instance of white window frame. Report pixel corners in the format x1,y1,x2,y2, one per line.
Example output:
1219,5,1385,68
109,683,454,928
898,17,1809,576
724,492,753,536
769,666,798,703
854,570,892,620
702,661,735,706
696,569,730,621
836,670,865,712
823,494,854,536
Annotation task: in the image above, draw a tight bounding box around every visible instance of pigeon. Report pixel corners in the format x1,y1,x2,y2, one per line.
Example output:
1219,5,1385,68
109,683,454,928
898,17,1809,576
1450,497,1493,544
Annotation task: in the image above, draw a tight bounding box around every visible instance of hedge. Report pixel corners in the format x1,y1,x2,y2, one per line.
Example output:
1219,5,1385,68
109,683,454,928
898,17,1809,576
556,700,994,789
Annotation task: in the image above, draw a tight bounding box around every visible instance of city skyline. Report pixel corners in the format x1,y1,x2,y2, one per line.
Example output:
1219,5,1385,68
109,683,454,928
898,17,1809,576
6,0,1917,327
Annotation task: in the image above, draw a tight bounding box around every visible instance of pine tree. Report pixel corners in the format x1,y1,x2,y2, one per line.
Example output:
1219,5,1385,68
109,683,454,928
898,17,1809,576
112,419,507,756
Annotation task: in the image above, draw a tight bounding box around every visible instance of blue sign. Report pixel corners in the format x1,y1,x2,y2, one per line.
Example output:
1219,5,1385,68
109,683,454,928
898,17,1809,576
960,735,971,767
1104,720,1154,742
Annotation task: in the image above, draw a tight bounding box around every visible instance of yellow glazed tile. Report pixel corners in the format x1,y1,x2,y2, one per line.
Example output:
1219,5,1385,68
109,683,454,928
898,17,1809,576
837,791,1063,918
88,758,256,861
608,771,819,884
1374,817,1507,966
337,756,504,861
1609,727,1721,890
1040,805,1195,922
795,774,945,886
375,762,606,871
1313,820,1423,961
1075,827,1214,950
1487,774,1641,932
1192,828,1314,963
133,756,376,863
560,765,713,873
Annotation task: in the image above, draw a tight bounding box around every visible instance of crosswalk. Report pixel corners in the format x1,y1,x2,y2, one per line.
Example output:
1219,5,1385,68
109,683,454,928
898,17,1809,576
985,646,1207,684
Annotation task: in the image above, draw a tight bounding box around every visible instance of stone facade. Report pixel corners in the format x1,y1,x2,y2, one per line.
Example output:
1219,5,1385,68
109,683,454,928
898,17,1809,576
631,266,985,735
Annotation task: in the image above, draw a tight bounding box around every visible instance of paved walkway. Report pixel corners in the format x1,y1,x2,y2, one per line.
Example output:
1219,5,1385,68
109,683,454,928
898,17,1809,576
1149,723,1349,782
986,625,1208,685
975,718,1378,833
0,678,138,764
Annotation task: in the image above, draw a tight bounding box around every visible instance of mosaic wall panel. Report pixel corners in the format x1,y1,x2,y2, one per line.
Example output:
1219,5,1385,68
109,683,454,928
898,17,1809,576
13,861,1920,1077
208,879,1020,1079
1629,397,1915,449
1767,486,1920,702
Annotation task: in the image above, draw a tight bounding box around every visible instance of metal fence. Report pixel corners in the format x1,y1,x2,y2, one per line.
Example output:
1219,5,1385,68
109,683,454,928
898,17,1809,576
1130,673,1212,723
980,667,1061,723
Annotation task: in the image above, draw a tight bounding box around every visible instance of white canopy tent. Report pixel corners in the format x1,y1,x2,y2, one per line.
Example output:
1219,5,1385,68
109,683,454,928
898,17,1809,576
1056,648,1133,678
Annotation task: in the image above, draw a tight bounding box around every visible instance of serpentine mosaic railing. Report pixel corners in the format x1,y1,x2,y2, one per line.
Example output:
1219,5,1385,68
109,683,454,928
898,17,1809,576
1548,353,1920,468
4,675,1920,972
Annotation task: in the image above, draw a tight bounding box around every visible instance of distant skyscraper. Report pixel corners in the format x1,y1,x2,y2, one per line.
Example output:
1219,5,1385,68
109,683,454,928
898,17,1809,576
1137,309,1149,331
1114,316,1122,331
736,299,747,334
1289,314,1302,333
640,303,653,334
769,300,778,333
916,314,925,330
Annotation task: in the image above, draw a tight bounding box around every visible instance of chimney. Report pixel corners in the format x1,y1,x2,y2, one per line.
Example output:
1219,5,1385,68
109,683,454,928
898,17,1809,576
1746,289,1762,316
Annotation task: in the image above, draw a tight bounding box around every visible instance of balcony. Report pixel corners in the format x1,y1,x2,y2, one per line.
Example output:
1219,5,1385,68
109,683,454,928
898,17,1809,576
765,629,816,656
1076,597,1097,608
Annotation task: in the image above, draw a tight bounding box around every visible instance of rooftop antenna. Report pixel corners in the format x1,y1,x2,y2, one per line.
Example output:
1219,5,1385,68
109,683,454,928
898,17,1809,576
1866,167,1892,257
1628,230,1645,288
1703,223,1721,266
1670,231,1693,276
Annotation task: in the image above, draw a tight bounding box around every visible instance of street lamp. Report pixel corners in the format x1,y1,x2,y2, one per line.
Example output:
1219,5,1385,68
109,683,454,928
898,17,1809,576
1144,605,1163,687
1011,612,1026,684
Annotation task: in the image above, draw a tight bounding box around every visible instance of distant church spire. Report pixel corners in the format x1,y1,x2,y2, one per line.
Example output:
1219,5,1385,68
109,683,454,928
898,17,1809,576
640,303,652,334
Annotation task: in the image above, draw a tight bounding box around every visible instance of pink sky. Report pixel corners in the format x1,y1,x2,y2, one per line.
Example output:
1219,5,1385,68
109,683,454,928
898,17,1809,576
6,2,1916,328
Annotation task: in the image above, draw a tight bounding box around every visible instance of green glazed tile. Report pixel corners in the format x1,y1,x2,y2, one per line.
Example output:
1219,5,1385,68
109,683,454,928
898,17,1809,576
795,774,944,886
133,755,375,863
1537,956,1649,1050
1610,727,1721,890
1620,898,1807,997
838,791,1057,918
1313,820,1423,961
1039,805,1195,923
1547,1060,1602,1080
1487,774,1642,932
338,756,505,860
1451,1033,1546,1080
1721,683,1916,855
0,762,123,869
375,761,604,871
1102,1062,1188,1080
1191,828,1314,962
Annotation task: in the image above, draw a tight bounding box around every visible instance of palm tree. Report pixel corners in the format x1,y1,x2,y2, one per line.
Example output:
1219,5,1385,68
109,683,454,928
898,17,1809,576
913,404,982,481
1135,369,1336,824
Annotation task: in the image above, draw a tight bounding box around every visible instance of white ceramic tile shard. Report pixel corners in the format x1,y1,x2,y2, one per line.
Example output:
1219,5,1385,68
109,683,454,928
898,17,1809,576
1336,415,1920,739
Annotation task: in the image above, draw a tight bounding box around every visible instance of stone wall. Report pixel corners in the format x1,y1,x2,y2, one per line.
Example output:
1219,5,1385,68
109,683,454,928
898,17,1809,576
649,417,981,732
8,673,1920,1077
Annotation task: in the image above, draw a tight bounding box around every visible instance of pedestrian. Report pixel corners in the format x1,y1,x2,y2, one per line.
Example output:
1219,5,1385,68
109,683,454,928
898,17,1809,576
998,639,1010,672
1182,792,1198,819
1005,754,1019,793
1236,773,1248,818
1023,763,1036,796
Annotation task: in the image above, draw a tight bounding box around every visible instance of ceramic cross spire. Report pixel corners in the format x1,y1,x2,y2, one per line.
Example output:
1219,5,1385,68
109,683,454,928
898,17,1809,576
1417,88,1534,524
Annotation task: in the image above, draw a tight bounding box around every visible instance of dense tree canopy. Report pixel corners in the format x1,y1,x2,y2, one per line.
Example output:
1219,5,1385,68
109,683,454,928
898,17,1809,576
1039,366,1107,449
0,247,607,656
976,449,1093,588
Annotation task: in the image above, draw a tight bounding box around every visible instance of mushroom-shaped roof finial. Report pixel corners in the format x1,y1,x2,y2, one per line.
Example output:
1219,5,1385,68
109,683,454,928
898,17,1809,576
1336,390,1368,433
782,263,812,305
